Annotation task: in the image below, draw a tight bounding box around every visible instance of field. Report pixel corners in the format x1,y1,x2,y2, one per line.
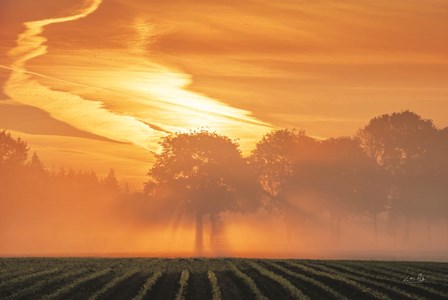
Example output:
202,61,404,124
0,258,447,300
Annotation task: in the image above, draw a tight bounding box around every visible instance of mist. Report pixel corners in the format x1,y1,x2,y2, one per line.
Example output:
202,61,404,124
1,111,447,261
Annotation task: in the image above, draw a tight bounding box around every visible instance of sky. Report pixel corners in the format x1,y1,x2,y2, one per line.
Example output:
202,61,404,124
1,0,448,186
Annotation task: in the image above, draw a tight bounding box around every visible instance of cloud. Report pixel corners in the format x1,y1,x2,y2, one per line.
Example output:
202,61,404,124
3,0,165,151
3,0,271,154
0,101,124,142
1,0,447,163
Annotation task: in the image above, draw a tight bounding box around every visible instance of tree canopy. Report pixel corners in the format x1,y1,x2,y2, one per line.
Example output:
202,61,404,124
0,130,28,167
146,130,260,254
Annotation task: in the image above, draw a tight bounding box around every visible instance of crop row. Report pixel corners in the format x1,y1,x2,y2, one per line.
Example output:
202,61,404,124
1,258,447,300
310,260,448,299
245,260,308,300
42,268,111,299
207,271,221,300
5,267,89,300
303,261,423,300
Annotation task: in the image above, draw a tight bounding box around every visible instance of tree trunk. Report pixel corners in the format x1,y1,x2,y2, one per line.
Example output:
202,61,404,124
210,214,228,256
195,212,203,256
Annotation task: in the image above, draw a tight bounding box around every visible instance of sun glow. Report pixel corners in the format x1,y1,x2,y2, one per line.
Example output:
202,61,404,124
1,0,448,259
4,0,270,154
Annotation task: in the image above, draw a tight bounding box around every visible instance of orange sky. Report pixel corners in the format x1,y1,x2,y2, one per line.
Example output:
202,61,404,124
1,0,448,186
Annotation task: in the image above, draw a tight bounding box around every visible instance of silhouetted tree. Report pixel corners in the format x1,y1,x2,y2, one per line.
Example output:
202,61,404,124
0,130,28,167
404,126,448,240
250,129,322,242
358,111,438,241
302,138,358,238
250,129,318,210
28,152,45,172
146,130,260,255
282,137,386,239
0,131,31,202
103,168,119,191
437,128,448,239
320,137,389,239
357,111,437,174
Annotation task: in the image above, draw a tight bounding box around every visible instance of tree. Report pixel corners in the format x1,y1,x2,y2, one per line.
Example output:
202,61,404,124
407,126,448,240
0,130,28,167
320,137,389,239
103,168,119,191
249,129,319,210
145,130,260,255
436,128,448,239
357,111,437,174
28,152,45,173
0,130,30,196
281,136,388,240
250,129,322,242
357,111,439,241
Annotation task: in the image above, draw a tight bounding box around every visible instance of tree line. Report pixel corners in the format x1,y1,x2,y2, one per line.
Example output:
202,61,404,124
0,129,120,197
143,111,448,254
1,110,447,255
0,130,122,243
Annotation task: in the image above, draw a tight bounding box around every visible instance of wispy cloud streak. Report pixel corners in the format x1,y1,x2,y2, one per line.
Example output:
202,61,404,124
4,0,271,152
4,0,162,150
